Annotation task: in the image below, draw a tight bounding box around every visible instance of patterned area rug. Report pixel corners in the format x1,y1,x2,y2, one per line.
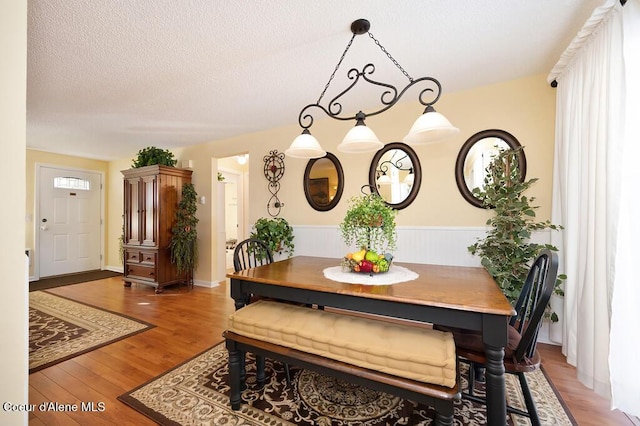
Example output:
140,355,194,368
29,291,154,373
118,342,576,425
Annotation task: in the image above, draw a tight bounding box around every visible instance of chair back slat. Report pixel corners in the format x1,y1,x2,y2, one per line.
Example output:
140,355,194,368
233,238,274,272
512,249,559,361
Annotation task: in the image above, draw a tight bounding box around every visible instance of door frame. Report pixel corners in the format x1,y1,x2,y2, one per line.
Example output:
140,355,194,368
34,163,105,281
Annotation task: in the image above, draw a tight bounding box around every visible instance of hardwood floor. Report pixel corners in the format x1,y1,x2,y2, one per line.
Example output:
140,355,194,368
29,276,631,425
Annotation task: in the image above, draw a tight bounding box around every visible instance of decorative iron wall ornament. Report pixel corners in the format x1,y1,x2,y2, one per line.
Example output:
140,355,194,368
263,150,285,217
285,18,459,159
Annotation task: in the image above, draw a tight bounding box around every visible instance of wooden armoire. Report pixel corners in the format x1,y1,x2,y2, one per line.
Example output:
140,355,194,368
122,165,193,293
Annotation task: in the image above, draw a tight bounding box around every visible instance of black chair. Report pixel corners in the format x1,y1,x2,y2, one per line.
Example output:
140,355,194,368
233,238,273,272
233,238,291,385
437,249,558,425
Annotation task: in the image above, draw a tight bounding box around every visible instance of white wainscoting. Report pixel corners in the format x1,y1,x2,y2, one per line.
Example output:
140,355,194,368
293,225,553,266
292,225,490,266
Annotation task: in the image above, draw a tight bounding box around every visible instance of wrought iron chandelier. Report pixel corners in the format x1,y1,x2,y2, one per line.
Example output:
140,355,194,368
285,19,459,159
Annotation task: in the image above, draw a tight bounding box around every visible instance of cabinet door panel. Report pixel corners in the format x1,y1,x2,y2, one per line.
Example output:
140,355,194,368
124,178,141,245
141,175,157,246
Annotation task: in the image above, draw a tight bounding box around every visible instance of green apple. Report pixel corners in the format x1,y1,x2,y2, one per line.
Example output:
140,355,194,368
365,250,379,262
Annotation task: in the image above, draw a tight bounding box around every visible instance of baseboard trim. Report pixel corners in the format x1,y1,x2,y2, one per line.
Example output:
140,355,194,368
194,280,219,288
104,265,124,274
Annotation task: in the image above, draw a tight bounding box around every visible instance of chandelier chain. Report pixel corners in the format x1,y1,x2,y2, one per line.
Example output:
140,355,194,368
316,33,357,104
368,32,413,82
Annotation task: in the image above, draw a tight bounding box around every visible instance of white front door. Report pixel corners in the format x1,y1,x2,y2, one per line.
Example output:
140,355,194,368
38,166,102,277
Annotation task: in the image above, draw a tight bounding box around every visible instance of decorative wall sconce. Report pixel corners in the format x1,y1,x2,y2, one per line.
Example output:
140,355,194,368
285,18,459,159
263,150,285,217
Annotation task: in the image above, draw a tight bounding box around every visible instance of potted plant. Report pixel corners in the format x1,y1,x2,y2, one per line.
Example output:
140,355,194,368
339,188,397,273
250,217,295,258
170,183,199,286
132,146,177,168
468,147,565,310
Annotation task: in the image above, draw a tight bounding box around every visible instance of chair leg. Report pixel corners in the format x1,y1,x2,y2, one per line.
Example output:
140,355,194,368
468,361,476,396
518,372,540,426
474,365,485,382
433,400,454,426
284,362,291,385
256,355,266,387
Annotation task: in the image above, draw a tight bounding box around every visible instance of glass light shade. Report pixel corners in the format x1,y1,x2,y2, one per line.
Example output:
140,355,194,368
337,124,384,153
403,107,459,145
285,131,326,159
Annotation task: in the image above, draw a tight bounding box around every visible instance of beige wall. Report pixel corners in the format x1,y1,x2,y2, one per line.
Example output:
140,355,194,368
25,150,110,278
1,1,28,424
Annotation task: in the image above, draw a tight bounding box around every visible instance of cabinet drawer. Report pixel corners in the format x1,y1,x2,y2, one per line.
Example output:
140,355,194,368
126,250,141,263
139,251,156,265
125,250,156,265
126,264,156,281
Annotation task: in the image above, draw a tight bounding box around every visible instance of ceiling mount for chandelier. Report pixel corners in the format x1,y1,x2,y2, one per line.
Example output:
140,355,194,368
285,18,459,159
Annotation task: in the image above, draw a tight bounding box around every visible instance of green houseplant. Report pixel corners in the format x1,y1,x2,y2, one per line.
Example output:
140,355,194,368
170,183,199,285
339,189,397,255
250,217,295,258
468,147,564,315
132,146,177,168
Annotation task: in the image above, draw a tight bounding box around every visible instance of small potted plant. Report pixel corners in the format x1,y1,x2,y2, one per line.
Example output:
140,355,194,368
250,217,295,258
339,187,397,273
132,146,177,168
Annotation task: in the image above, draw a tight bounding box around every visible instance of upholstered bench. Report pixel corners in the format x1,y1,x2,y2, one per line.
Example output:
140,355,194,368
224,299,460,426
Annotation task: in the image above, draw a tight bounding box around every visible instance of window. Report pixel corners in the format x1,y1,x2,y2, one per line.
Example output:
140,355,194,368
53,176,91,191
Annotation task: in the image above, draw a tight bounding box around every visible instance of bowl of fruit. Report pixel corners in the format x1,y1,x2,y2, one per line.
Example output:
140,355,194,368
341,248,393,274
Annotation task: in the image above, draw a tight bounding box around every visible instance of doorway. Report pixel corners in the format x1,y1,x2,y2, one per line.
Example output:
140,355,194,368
37,165,103,278
218,155,248,271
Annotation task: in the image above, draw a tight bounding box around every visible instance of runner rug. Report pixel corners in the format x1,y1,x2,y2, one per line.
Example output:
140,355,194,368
118,342,576,425
29,291,154,373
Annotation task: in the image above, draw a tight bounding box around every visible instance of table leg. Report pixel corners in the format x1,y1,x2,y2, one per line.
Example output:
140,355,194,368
484,344,507,426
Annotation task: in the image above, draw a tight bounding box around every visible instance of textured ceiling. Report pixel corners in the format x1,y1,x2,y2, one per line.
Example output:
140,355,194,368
26,0,601,161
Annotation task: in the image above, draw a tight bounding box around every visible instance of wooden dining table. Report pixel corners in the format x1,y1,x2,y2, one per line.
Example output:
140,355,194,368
227,255,515,425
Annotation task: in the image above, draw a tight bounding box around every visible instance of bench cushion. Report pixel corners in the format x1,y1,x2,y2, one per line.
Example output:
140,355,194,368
228,300,457,388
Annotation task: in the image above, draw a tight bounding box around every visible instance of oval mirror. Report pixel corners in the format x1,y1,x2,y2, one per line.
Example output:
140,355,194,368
455,129,527,208
368,142,422,210
303,152,344,211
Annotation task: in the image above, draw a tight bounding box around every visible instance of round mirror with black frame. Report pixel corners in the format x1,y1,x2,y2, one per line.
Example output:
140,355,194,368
368,142,422,210
455,129,527,208
303,152,344,211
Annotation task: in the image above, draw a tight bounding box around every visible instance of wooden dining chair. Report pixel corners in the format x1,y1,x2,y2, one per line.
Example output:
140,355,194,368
233,238,291,385
437,249,558,425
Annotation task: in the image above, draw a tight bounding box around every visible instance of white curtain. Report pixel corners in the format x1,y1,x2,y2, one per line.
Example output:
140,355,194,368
610,0,640,416
548,0,640,415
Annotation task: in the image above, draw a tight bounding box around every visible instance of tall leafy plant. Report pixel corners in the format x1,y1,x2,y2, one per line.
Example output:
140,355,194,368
170,183,199,284
468,148,564,306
